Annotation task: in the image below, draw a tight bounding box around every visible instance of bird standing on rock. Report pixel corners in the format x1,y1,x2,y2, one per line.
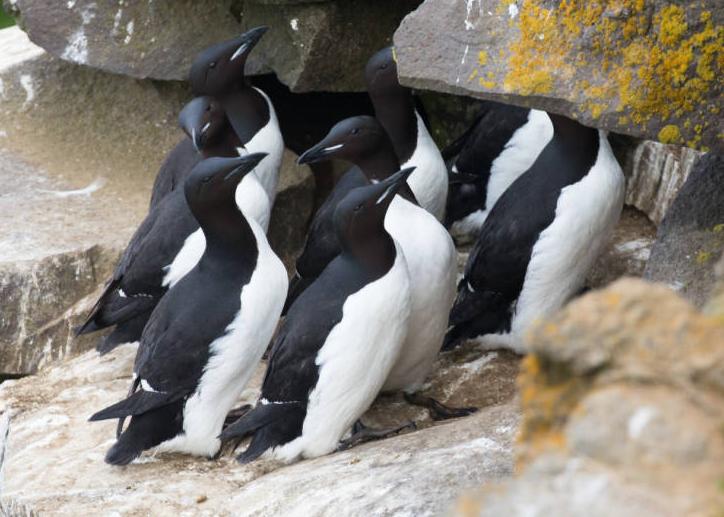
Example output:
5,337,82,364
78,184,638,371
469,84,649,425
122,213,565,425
221,169,413,463
444,114,625,353
444,103,553,237
293,116,475,420
90,153,288,466
76,28,280,353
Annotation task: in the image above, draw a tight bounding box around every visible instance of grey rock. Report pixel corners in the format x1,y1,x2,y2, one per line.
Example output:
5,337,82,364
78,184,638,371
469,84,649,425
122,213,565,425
0,341,519,515
7,0,421,91
644,152,724,307
623,140,703,224
394,0,722,151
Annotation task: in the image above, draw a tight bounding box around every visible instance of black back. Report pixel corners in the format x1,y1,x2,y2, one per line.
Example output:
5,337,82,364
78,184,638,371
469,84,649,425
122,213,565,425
444,102,532,227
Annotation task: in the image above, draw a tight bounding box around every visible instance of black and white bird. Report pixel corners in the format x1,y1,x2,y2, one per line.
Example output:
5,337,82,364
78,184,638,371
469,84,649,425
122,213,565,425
221,168,413,463
77,27,282,353
444,102,553,237
444,114,625,352
90,153,288,466
295,116,473,419
148,26,281,206
365,47,447,221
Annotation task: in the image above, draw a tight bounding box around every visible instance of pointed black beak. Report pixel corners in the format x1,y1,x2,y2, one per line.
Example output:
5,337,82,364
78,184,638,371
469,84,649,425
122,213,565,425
369,166,415,207
179,97,212,153
223,152,267,183
231,26,269,61
297,141,344,165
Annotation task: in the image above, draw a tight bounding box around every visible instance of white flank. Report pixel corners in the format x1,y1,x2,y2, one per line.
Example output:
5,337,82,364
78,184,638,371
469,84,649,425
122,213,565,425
273,244,411,462
162,173,270,289
382,197,457,393
506,130,625,351
401,111,448,222
156,217,288,458
244,88,285,205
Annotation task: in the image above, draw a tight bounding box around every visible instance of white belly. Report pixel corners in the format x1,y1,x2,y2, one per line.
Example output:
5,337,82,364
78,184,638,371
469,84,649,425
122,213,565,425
402,112,448,222
489,131,625,353
156,218,288,457
382,196,457,392
273,243,411,462
162,173,271,289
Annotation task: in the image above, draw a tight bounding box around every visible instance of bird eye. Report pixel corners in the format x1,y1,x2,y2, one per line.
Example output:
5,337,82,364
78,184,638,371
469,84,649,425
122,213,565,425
380,63,388,70
202,176,212,183
353,204,362,212
351,128,360,135
209,61,216,68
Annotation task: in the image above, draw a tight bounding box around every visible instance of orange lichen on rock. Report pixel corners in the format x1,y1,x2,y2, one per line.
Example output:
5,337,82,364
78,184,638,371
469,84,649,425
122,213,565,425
497,1,722,149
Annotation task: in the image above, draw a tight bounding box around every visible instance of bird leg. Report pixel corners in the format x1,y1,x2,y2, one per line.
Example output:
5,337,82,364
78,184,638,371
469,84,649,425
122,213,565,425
337,419,416,451
223,404,252,428
404,392,478,421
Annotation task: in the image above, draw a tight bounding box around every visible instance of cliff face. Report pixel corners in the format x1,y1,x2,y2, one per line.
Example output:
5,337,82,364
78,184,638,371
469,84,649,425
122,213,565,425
394,0,722,151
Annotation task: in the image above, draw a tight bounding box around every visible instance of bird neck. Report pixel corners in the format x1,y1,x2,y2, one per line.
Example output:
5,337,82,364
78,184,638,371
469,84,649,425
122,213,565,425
371,90,417,164
220,86,269,144
343,227,396,279
355,140,400,182
201,122,244,159
193,195,256,259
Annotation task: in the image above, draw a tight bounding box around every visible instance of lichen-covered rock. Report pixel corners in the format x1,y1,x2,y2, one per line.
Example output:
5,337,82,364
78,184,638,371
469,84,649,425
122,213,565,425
6,0,421,91
0,341,519,515
454,279,724,516
394,0,722,151
644,152,724,307
623,139,704,224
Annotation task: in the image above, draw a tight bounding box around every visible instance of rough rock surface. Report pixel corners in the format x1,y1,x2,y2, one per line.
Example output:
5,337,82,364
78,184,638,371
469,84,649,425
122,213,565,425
0,28,314,373
394,0,722,151
623,139,704,224
7,0,421,91
0,341,519,515
644,152,724,307
454,279,724,516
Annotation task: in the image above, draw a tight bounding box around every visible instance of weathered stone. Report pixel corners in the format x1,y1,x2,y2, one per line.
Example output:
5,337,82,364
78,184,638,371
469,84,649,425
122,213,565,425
268,149,316,272
456,279,724,516
623,139,704,224
0,340,519,515
587,207,656,289
644,152,724,307
394,0,722,151
7,0,422,91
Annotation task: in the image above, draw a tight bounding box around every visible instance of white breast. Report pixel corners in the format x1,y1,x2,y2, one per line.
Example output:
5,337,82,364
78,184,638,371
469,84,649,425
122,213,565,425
273,243,411,462
156,217,288,457
382,196,457,393
242,88,285,205
502,131,625,352
402,112,448,222
162,173,271,289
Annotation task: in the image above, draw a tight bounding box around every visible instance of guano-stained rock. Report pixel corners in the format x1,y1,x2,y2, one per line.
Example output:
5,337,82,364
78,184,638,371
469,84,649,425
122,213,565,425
0,342,519,515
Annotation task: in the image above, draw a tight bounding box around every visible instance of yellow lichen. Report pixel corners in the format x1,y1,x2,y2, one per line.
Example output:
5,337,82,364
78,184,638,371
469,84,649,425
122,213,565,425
496,1,721,150
658,124,682,144
696,251,712,264
478,50,488,66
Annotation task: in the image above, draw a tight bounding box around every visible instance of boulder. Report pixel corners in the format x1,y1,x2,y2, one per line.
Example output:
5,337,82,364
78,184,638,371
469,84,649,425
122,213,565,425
394,0,722,151
454,279,724,516
0,341,520,515
6,0,422,91
644,152,724,307
623,139,704,224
